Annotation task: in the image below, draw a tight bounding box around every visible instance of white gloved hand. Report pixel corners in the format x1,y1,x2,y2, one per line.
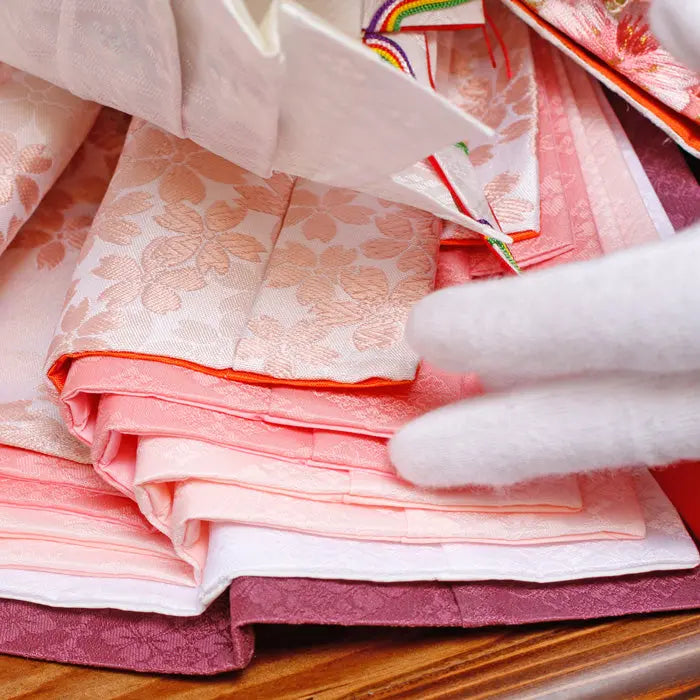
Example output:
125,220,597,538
390,229,700,486
390,0,700,488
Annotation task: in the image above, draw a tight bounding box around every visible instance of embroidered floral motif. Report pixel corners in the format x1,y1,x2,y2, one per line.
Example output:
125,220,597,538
153,200,267,275
94,246,206,315
484,171,535,225
525,0,700,116
111,121,248,204
285,187,375,243
265,242,358,306
236,172,295,218
11,188,91,269
94,191,154,245
313,266,429,351
0,132,52,211
52,120,441,384
363,208,440,275
236,316,339,378
47,297,122,356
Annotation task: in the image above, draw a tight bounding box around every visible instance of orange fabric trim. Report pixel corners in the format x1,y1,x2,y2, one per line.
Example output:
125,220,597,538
507,0,700,152
441,229,539,247
48,351,412,394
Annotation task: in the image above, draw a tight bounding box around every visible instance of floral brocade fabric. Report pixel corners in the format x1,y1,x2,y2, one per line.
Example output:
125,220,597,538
522,0,700,121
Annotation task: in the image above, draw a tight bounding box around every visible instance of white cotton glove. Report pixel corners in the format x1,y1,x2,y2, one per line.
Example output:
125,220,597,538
390,0,700,488
390,228,700,486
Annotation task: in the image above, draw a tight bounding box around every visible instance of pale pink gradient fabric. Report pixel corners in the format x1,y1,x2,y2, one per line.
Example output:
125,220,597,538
0,64,99,254
0,108,192,587
47,118,442,384
464,38,661,275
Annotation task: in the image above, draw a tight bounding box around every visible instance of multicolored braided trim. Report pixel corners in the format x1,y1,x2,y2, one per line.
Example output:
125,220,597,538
367,0,476,33
363,33,416,76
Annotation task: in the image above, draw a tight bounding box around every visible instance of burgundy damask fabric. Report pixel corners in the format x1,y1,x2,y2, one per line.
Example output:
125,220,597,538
608,90,700,231
2,566,698,675
228,569,700,629
0,594,252,675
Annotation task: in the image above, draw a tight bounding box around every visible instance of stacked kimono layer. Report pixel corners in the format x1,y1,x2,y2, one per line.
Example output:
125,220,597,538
0,0,697,673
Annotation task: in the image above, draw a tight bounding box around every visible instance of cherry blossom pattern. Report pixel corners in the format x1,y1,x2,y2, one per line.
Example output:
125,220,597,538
313,265,433,351
46,297,122,357
153,200,266,275
11,188,92,269
284,186,375,243
236,316,339,378
362,207,441,276
111,122,250,205
265,241,358,306
484,171,535,225
528,0,699,115
236,172,296,218
93,242,206,315
93,191,154,245
0,131,52,211
452,40,535,140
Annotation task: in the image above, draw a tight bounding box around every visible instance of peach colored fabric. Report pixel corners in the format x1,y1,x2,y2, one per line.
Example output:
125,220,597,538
47,119,442,387
0,63,99,254
0,446,191,586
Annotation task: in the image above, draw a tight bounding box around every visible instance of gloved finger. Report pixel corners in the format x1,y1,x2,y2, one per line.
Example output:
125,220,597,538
650,0,700,71
406,228,700,388
389,371,700,488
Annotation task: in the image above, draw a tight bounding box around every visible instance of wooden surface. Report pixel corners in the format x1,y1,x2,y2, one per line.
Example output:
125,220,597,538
0,612,698,699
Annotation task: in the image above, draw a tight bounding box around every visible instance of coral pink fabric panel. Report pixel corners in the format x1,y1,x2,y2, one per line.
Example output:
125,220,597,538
464,37,660,275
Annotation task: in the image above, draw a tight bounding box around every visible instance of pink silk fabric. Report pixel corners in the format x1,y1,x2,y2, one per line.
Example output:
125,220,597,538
1,567,698,675
46,117,442,386
0,64,99,254
48,54,673,575
0,104,191,585
506,0,700,124
463,35,661,275
441,2,541,241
